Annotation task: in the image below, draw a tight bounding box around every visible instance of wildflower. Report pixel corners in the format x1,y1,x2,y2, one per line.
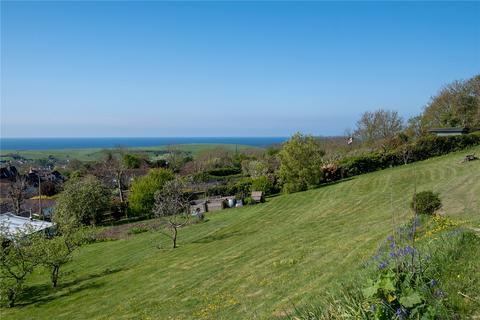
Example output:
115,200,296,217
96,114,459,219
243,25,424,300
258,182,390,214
395,307,408,320
404,245,415,255
378,261,389,270
428,279,438,287
370,304,377,312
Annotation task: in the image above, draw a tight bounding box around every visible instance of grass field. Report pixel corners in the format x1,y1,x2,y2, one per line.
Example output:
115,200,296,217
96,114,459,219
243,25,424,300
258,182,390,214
0,144,259,162
2,147,479,320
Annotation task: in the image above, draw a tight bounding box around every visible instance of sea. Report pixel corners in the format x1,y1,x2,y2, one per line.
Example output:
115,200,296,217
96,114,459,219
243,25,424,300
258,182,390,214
0,137,287,151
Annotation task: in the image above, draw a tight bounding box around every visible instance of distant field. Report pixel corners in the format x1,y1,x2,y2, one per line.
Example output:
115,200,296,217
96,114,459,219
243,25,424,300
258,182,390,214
3,146,479,320
0,144,259,162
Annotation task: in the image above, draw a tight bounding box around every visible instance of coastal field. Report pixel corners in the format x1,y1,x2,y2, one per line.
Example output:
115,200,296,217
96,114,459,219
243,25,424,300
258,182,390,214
0,144,259,162
2,146,479,320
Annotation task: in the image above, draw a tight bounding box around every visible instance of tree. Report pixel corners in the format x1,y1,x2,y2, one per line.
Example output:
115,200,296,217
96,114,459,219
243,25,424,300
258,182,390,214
8,175,27,214
354,109,404,150
278,133,325,193
54,175,110,227
241,160,269,178
0,225,39,307
36,224,90,288
94,150,128,204
420,75,480,129
128,168,175,216
153,179,191,248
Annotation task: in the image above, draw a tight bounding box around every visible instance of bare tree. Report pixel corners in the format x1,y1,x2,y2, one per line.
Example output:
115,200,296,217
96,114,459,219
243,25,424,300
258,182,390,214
153,179,191,248
8,175,27,214
354,109,404,151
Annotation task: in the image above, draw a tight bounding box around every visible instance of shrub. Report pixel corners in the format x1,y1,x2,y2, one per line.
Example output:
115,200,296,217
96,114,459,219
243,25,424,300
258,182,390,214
128,168,175,217
411,191,442,215
251,176,275,196
243,196,255,205
123,154,142,169
40,181,58,196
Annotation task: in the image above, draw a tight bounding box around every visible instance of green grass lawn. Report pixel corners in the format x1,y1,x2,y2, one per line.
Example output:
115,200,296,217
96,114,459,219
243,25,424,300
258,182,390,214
2,147,479,320
0,143,258,162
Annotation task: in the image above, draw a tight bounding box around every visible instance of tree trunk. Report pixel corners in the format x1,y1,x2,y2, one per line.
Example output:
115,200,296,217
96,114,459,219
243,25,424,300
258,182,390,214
172,227,177,248
117,173,124,203
51,265,59,288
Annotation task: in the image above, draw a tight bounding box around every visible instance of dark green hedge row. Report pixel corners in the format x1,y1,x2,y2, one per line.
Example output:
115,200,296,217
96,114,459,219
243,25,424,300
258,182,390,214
337,132,480,179
206,178,252,197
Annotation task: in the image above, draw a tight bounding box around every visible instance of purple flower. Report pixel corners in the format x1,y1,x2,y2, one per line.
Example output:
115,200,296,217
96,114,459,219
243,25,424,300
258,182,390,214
378,261,389,270
404,245,415,255
429,279,438,287
396,307,408,319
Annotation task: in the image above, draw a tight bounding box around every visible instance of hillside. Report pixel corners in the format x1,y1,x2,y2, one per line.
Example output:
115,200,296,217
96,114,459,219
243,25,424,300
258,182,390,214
2,146,480,320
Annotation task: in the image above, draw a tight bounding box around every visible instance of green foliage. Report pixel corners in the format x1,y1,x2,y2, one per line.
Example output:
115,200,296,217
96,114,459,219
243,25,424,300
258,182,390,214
35,226,92,288
411,191,442,215
123,154,142,169
54,175,111,227
128,227,148,235
128,168,175,217
241,160,269,178
251,176,276,196
0,226,39,307
420,74,480,130
278,133,325,193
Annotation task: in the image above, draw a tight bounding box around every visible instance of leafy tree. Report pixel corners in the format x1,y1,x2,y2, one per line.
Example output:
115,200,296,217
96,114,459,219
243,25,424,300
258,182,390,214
354,109,404,150
241,160,269,178
36,224,91,288
420,75,480,129
0,225,39,307
54,175,110,226
411,191,442,215
278,133,325,193
153,179,191,248
128,168,175,216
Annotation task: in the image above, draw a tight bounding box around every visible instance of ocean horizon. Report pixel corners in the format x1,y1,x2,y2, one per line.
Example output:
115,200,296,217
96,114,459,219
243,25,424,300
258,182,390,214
0,137,288,151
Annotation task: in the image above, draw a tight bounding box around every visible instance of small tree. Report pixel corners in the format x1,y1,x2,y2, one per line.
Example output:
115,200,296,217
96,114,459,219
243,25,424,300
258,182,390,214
153,179,191,248
0,225,39,307
129,168,175,217
278,132,325,193
54,175,110,226
36,224,90,288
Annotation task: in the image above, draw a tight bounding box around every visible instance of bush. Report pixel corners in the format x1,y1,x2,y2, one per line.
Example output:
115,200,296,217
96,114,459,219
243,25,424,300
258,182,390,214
251,176,276,196
123,154,142,169
411,191,442,215
40,181,58,196
243,196,255,205
128,227,148,235
128,168,175,217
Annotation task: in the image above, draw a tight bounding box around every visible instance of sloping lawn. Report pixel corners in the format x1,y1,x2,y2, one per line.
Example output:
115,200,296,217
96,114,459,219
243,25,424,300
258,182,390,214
2,147,479,320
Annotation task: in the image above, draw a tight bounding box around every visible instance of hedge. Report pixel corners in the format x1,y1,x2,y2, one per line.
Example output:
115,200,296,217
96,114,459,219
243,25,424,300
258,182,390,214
337,132,480,179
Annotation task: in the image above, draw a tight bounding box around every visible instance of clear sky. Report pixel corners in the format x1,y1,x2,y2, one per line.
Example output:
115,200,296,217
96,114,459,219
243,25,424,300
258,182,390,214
1,1,479,138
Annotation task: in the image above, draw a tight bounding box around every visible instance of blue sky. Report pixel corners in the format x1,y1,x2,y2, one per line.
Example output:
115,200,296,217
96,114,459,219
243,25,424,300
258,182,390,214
1,1,479,138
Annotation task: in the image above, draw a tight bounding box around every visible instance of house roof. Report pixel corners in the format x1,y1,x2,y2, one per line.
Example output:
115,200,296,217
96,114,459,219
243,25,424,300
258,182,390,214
428,127,469,133
0,212,54,236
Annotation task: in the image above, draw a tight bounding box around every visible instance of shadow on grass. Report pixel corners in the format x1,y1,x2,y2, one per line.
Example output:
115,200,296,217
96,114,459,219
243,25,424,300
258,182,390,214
17,267,126,307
